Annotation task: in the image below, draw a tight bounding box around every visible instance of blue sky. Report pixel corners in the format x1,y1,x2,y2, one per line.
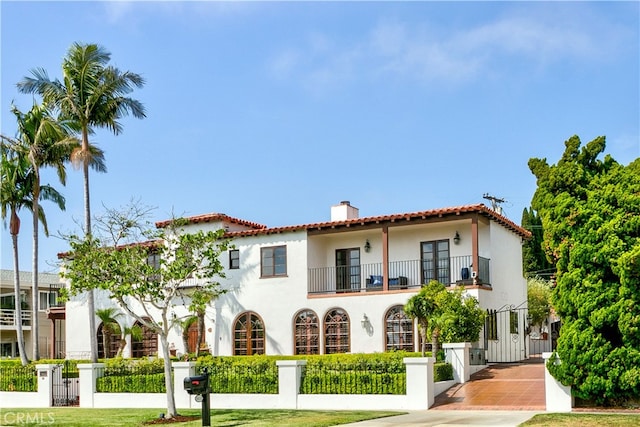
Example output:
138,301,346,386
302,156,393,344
1,1,639,273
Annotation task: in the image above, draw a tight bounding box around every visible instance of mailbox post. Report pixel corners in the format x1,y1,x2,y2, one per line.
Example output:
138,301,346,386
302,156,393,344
183,371,211,427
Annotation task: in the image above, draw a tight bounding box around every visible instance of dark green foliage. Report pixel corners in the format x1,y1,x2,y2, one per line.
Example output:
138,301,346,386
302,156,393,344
434,362,453,383
521,207,554,277
197,355,278,394
97,358,166,393
529,135,640,405
0,365,36,391
196,352,452,395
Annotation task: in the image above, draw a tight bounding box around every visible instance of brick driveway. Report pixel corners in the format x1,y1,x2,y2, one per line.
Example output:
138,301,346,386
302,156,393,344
432,362,546,410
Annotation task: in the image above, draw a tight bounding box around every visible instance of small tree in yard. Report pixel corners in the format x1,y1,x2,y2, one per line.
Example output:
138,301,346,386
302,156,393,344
405,281,484,358
60,203,230,419
527,277,552,331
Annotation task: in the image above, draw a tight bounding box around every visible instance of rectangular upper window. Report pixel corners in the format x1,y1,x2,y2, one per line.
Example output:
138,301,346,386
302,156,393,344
261,246,287,277
229,249,240,270
39,291,58,311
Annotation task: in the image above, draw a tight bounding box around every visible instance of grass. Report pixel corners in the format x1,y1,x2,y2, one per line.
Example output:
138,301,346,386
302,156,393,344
0,408,403,427
521,413,640,427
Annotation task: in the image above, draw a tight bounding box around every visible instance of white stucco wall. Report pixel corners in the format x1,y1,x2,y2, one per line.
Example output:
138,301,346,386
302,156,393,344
64,212,528,359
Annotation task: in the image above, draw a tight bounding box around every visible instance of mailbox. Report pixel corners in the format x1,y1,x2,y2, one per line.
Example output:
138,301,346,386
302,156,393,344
184,374,209,395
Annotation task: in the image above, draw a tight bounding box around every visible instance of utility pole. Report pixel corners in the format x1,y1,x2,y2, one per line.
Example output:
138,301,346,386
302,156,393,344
483,193,505,213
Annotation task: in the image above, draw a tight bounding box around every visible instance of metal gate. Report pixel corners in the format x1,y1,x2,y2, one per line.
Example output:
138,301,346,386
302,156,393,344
484,304,547,363
52,360,79,407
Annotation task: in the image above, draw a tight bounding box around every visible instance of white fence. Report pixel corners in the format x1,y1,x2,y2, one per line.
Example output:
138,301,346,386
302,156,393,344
0,345,571,412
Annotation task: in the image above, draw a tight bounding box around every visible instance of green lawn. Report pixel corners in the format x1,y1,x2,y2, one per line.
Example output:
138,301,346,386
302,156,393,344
521,413,640,427
0,408,402,427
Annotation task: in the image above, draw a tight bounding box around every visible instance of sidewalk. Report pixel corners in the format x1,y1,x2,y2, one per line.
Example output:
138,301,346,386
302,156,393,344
340,410,541,426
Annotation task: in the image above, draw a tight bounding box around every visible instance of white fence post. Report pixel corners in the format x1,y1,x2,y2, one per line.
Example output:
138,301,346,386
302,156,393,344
403,357,435,410
34,364,56,407
443,342,471,383
542,352,573,412
172,361,196,409
77,363,104,408
276,360,306,409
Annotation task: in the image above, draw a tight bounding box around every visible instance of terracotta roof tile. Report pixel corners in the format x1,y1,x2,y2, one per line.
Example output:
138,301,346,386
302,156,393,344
223,204,531,239
155,213,266,230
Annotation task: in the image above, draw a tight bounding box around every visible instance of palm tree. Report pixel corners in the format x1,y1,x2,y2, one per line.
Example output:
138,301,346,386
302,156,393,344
116,324,142,358
5,103,78,360
0,144,65,365
18,42,146,363
96,308,122,359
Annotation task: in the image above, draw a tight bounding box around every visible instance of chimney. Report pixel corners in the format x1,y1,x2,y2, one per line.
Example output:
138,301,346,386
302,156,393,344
331,201,359,221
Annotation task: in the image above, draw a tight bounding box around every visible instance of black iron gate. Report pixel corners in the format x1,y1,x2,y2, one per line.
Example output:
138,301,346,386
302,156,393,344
52,360,79,406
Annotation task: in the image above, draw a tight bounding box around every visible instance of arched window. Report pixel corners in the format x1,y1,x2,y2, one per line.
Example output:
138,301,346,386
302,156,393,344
131,319,158,358
234,312,265,355
294,309,319,355
97,323,119,358
324,308,350,354
385,305,414,351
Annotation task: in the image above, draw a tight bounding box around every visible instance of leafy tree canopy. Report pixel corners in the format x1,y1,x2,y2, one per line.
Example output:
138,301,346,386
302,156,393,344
527,277,552,329
521,207,554,278
404,281,485,357
529,135,640,404
59,202,230,417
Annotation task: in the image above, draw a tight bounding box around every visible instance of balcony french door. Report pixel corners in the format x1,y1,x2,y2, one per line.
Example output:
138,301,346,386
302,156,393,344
336,248,360,292
421,240,450,285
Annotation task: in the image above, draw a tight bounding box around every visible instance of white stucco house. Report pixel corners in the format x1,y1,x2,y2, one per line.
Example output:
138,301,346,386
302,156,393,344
63,201,532,362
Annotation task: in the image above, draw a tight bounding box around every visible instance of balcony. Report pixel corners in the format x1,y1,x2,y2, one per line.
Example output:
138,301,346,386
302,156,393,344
0,308,32,328
308,256,490,295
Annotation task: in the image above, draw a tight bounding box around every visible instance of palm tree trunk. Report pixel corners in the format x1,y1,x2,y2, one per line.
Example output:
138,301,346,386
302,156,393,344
82,141,99,363
31,192,40,360
431,329,440,361
11,213,29,366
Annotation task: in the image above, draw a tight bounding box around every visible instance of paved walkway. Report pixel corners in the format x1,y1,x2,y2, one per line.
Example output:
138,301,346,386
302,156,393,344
341,410,542,426
432,362,546,410
343,362,546,427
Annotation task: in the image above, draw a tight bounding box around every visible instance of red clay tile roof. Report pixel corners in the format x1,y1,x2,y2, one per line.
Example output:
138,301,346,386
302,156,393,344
222,204,531,239
155,213,266,230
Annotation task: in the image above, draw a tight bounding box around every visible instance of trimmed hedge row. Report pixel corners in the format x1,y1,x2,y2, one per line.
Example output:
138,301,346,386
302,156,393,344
196,352,453,395
0,365,37,392
96,357,167,393
97,373,166,393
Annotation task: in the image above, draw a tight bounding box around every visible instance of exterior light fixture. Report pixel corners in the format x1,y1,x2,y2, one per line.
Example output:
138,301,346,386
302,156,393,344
453,232,461,245
361,313,369,328
364,239,371,253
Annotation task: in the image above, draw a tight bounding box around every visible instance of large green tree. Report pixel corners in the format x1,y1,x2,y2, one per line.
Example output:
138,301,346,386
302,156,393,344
61,204,230,419
18,42,146,363
529,135,640,404
1,143,65,365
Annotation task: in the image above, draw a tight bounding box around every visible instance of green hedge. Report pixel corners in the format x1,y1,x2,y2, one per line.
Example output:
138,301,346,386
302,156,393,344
0,365,37,392
97,357,167,393
196,352,453,395
97,372,166,393
434,362,453,382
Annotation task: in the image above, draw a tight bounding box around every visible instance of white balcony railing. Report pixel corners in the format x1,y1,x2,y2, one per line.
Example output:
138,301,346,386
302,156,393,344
0,308,32,327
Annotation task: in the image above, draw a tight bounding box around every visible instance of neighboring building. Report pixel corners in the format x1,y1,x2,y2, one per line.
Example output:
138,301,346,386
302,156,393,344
0,269,66,359
64,202,532,362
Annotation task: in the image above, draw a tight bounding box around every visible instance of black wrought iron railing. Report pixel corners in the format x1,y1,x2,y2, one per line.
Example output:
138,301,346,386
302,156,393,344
308,256,490,295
